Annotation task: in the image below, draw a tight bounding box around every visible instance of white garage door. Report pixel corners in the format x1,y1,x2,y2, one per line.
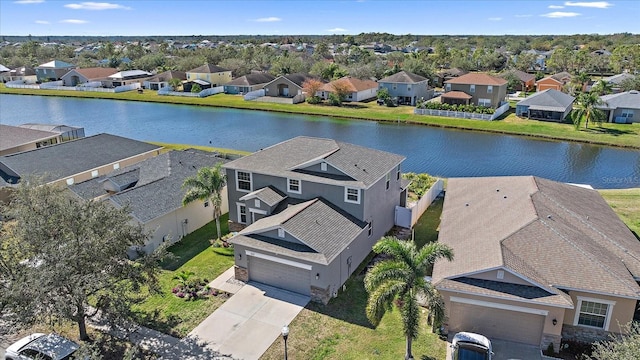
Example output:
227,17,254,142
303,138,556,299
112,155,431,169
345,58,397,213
248,256,311,295
449,302,545,346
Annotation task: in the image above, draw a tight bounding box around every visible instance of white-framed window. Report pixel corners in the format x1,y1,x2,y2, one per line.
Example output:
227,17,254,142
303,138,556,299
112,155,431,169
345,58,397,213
113,163,120,170
91,170,99,178
367,221,372,237
254,199,260,207
237,203,247,224
487,85,493,94
236,171,252,192
321,162,327,171
621,109,634,118
445,83,451,91
396,165,401,181
66,178,74,185
478,98,492,107
470,84,476,93
287,178,301,194
278,228,285,238
344,187,361,204
573,296,615,330
386,173,390,190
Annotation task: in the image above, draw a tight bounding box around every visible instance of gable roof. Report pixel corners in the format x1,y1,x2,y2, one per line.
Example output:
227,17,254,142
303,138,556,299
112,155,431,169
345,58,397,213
441,91,473,100
550,72,572,81
379,70,427,84
264,73,320,88
516,89,575,112
500,69,535,83
445,73,507,86
0,124,59,153
320,76,378,92
0,64,10,72
226,73,275,86
239,186,286,207
599,90,640,110
108,70,152,79
66,67,118,80
0,134,161,187
223,136,405,189
187,64,230,74
71,149,228,223
602,73,635,85
37,60,75,69
433,176,640,300
230,197,367,264
145,70,186,82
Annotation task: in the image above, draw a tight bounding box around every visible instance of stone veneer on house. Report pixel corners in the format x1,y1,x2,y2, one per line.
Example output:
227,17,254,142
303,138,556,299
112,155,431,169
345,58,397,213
228,220,245,233
541,334,561,353
561,324,613,343
234,265,248,282
311,285,331,304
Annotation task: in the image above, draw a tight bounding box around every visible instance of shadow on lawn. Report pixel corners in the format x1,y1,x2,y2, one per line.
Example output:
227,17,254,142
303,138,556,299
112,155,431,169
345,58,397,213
132,309,182,338
582,126,636,137
307,274,375,329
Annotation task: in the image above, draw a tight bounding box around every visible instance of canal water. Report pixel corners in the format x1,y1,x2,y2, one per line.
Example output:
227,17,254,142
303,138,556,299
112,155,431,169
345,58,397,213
1,94,638,189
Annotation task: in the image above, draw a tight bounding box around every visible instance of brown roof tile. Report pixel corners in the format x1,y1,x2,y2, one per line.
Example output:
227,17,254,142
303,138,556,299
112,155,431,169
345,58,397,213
320,76,378,92
441,91,473,99
445,72,508,86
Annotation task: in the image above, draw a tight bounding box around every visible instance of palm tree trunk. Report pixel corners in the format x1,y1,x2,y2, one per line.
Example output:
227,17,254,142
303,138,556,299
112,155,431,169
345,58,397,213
405,335,413,360
215,215,221,240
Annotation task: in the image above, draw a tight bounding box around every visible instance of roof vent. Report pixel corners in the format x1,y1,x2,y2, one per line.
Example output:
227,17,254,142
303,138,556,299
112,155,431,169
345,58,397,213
503,195,507,199
496,189,500,192
465,203,469,207
547,214,552,219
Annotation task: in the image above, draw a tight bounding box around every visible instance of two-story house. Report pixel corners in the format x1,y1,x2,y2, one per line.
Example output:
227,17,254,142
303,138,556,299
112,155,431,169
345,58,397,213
223,136,406,303
35,60,75,82
185,64,232,91
377,70,431,106
443,73,508,108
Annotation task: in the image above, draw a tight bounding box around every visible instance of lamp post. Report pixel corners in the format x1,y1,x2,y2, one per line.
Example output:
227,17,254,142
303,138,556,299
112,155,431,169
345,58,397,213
281,324,289,360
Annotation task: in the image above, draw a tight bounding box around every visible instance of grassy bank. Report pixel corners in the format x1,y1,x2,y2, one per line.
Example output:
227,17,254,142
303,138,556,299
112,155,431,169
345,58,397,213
2,85,638,149
599,187,640,236
148,141,251,157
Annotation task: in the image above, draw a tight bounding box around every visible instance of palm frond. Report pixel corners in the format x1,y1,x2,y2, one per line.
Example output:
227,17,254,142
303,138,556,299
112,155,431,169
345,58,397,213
365,280,406,326
400,293,420,340
364,260,410,292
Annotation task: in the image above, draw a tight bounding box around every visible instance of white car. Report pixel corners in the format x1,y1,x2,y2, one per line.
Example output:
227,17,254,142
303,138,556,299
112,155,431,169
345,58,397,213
4,333,79,360
451,332,493,360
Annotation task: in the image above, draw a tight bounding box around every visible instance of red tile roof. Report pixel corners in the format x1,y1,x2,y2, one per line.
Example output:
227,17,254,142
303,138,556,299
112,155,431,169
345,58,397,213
321,76,378,92
445,72,507,86
441,91,472,99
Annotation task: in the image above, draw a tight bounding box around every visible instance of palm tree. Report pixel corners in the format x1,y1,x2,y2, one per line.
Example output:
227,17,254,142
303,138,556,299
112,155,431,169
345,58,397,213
182,163,227,240
573,92,606,129
364,237,453,360
591,79,613,96
168,78,182,91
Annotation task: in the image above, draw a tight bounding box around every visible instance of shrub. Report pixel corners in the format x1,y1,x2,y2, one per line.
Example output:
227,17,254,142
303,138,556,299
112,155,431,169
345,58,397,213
306,95,322,104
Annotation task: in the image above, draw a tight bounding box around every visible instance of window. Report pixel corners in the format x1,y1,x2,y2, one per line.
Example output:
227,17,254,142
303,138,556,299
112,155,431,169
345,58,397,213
237,204,247,223
367,221,372,237
392,85,397,90
470,84,476,93
407,86,412,91
445,84,451,92
254,199,260,207
622,109,634,118
91,170,99,178
396,165,401,181
236,171,252,192
278,228,285,238
487,85,493,94
478,98,492,107
288,178,301,194
574,297,615,330
496,270,504,279
386,173,390,190
204,201,209,207
345,187,360,204
321,162,327,171
113,163,120,170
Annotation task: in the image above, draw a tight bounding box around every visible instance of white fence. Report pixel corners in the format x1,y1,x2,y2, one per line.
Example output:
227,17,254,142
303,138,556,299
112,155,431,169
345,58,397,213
158,85,223,98
5,80,40,89
414,102,511,121
5,80,140,93
244,89,265,101
394,178,444,228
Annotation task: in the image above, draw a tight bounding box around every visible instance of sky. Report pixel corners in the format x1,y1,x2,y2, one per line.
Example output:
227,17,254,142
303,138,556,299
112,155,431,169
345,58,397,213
0,0,638,37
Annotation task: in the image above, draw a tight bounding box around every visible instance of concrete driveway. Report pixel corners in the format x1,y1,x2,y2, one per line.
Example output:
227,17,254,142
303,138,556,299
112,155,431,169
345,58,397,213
447,335,542,360
188,282,309,360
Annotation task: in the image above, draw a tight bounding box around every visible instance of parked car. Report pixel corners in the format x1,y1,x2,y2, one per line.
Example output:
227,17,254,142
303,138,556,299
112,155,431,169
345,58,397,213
450,332,493,360
5,333,80,360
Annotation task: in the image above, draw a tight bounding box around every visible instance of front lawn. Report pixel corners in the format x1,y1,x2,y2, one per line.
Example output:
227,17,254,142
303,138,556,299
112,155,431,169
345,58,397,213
131,214,235,337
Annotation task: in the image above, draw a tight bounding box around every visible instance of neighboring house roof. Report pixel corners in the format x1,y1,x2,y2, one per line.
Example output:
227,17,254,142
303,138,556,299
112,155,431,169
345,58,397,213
71,149,227,223
433,176,640,300
500,69,535,83
18,123,82,133
187,79,211,86
445,73,507,86
239,186,286,207
550,72,572,81
0,134,161,187
438,68,468,78
0,64,10,72
265,73,319,88
516,89,575,112
145,70,187,82
602,73,635,85
441,91,473,100
108,70,152,79
226,73,275,86
320,76,378,92
37,60,75,69
10,67,35,76
0,124,58,153
223,136,405,189
188,64,230,74
598,90,640,110
231,197,367,265
66,67,118,80
379,70,427,84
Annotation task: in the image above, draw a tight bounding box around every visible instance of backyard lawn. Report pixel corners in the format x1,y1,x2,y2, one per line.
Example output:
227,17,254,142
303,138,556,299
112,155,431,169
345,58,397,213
599,187,640,236
131,214,235,337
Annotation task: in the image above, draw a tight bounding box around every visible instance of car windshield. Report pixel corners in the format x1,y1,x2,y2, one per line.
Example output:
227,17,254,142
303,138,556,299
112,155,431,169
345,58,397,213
455,346,489,360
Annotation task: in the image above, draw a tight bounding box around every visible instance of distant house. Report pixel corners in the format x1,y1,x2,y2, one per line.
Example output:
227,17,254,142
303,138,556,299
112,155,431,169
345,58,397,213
0,124,84,156
262,73,320,102
6,66,36,83
515,89,575,122
435,68,468,88
536,72,572,92
70,149,229,256
103,70,152,87
443,73,508,108
224,72,275,94
600,73,636,93
598,90,640,124
500,69,535,92
186,64,232,87
377,70,431,106
434,176,640,352
143,70,186,90
318,76,378,102
60,67,118,86
0,64,10,82
35,60,76,82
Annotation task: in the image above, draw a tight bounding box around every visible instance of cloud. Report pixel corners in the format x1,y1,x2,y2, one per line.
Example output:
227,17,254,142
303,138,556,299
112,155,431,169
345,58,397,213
327,27,348,33
541,11,581,18
548,5,565,9
60,19,88,24
254,17,281,22
14,0,44,3
515,14,533,18
488,17,502,21
564,1,612,8
64,2,131,10
35,20,50,24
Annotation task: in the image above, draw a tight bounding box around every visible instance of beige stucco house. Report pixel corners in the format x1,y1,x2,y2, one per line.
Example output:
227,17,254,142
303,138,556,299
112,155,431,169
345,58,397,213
443,73,508,108
186,64,232,87
433,176,640,352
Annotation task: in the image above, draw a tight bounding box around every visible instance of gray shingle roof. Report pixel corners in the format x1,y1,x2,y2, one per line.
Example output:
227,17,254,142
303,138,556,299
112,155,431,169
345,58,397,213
517,89,575,112
602,73,635,85
239,186,286,207
223,136,405,189
231,198,367,264
188,64,230,74
0,134,161,187
73,149,228,223
599,90,640,110
379,70,427,84
500,69,535,83
0,124,59,153
433,176,640,299
226,73,275,86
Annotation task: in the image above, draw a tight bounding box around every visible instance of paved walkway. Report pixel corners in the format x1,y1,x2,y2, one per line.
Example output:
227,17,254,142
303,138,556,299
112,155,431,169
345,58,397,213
189,276,310,360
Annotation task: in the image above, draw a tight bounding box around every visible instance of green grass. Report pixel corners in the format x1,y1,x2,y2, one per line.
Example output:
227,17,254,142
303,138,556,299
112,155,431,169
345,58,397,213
599,187,640,237
148,141,251,157
412,197,444,249
2,85,638,149
131,213,235,337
